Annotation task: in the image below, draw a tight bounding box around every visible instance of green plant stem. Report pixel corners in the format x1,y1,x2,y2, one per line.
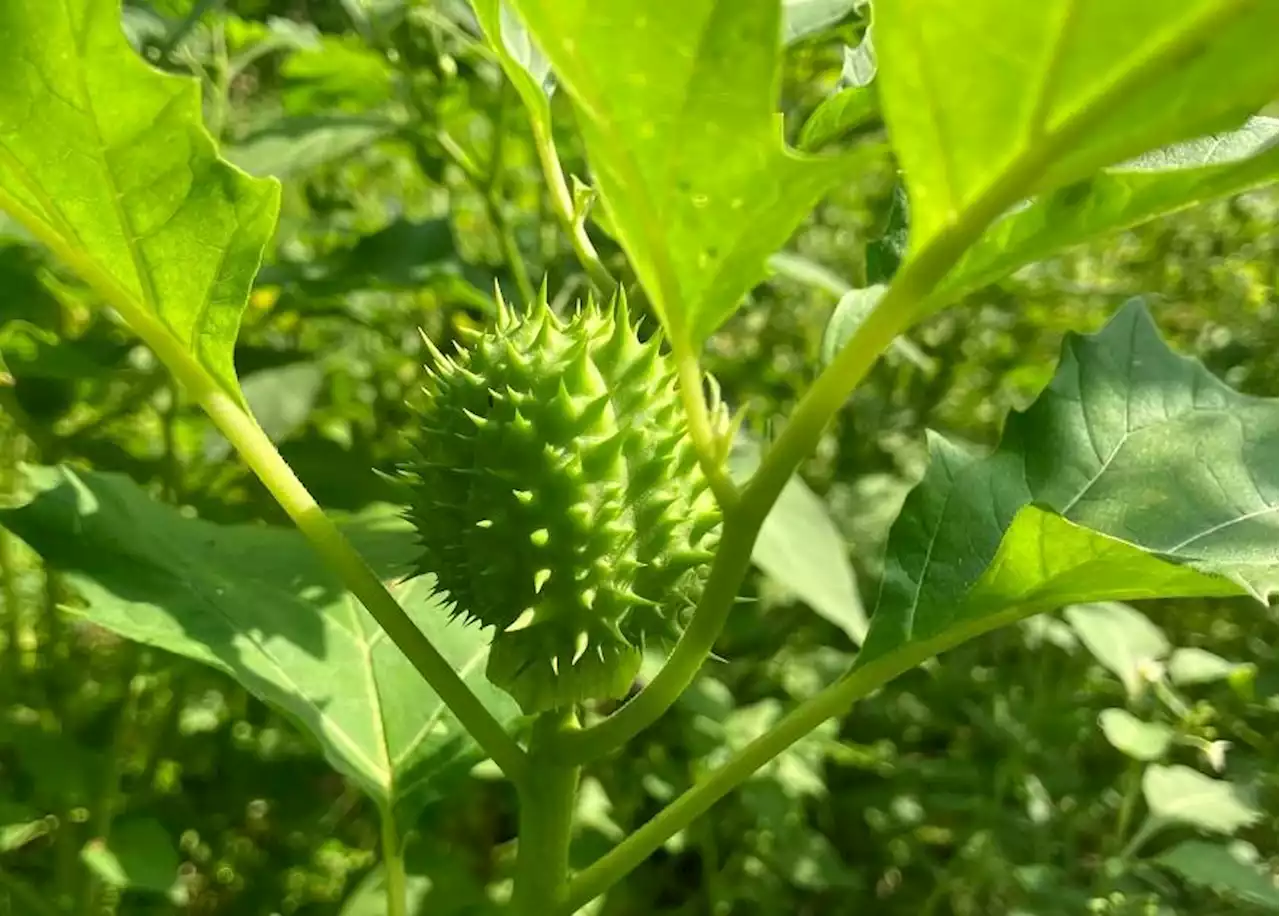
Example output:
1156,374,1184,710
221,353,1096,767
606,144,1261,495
528,118,616,296
0,189,529,785
380,805,409,916
511,709,581,915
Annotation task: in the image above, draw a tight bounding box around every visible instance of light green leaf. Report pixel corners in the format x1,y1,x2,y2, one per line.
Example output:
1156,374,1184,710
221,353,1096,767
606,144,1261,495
80,818,179,894
0,0,280,401
0,804,50,853
226,115,398,179
1097,708,1172,761
1143,765,1262,835
782,0,860,44
0,465,521,822
338,865,432,916
729,436,866,642
840,28,876,87
821,285,885,366
797,86,879,151
472,0,554,134
854,300,1278,672
930,119,1279,308
1168,647,1249,686
875,0,1278,252
1155,840,1280,909
1065,602,1170,696
507,0,864,344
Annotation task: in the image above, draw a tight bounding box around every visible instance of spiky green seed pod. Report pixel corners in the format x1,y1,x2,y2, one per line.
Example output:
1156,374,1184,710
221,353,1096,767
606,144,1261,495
402,291,724,713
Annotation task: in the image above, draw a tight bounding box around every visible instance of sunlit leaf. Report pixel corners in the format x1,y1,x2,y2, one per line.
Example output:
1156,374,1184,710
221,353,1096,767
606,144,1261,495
507,0,867,345
875,0,1277,251
1168,647,1249,686
80,818,179,894
1143,765,1262,835
0,466,521,824
1065,602,1170,696
0,0,279,401
1098,708,1172,761
855,300,1278,672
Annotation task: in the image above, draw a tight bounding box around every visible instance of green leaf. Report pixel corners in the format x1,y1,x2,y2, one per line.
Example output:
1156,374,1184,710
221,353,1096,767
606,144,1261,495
1143,765,1262,835
729,435,866,642
226,115,398,179
472,0,554,138
80,817,179,894
874,0,1278,252
1065,602,1170,696
855,300,1278,672
1168,647,1249,686
1098,708,1172,761
0,465,521,822
782,0,861,44
0,0,280,401
930,118,1279,308
1155,841,1280,909
507,0,864,344
797,86,879,151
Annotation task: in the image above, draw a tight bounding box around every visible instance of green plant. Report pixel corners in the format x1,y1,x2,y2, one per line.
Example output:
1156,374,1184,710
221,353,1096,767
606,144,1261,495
0,1,1276,914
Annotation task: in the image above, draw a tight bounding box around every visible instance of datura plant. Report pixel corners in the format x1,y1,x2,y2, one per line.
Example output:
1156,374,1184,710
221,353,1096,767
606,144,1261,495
0,1,1277,914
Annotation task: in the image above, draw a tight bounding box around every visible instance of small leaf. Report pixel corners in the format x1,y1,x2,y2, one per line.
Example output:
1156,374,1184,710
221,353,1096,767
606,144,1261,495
226,115,398,178
729,435,866,642
337,865,432,916
797,86,880,151
840,29,876,87
930,119,1279,309
820,285,885,366
80,818,179,894
875,0,1277,252
507,0,868,345
1168,647,1248,686
1065,602,1170,696
854,301,1278,673
472,0,554,138
1098,708,1172,761
0,466,522,823
1155,840,1280,909
0,0,280,401
1143,765,1262,835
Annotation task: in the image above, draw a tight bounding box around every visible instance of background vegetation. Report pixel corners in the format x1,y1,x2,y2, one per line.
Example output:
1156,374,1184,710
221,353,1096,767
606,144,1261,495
0,2,1276,914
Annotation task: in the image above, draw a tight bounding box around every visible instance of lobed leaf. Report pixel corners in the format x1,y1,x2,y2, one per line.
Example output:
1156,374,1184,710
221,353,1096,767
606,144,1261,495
874,0,1278,252
507,0,868,345
0,466,521,824
855,300,1278,671
0,0,279,400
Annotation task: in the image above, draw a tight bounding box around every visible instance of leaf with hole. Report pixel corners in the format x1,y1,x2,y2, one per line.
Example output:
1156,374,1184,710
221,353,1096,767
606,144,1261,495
0,0,279,402
0,465,522,825
874,0,1277,253
854,300,1278,674
507,0,869,345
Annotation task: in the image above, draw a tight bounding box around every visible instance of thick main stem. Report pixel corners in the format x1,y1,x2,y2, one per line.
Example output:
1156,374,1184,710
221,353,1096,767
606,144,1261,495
511,709,581,915
380,806,408,916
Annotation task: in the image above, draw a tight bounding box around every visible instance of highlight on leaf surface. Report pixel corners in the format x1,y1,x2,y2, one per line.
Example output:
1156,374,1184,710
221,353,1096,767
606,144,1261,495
401,292,725,713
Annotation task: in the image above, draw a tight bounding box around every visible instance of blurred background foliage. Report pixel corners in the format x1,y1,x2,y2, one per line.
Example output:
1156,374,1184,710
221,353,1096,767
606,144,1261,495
0,1,1276,915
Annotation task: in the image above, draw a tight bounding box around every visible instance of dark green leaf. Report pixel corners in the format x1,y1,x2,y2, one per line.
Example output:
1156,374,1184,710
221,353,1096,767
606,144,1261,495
508,0,865,344
856,301,1278,671
226,115,399,179
1155,841,1280,909
0,0,279,401
0,466,521,821
875,0,1277,252
80,818,179,894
